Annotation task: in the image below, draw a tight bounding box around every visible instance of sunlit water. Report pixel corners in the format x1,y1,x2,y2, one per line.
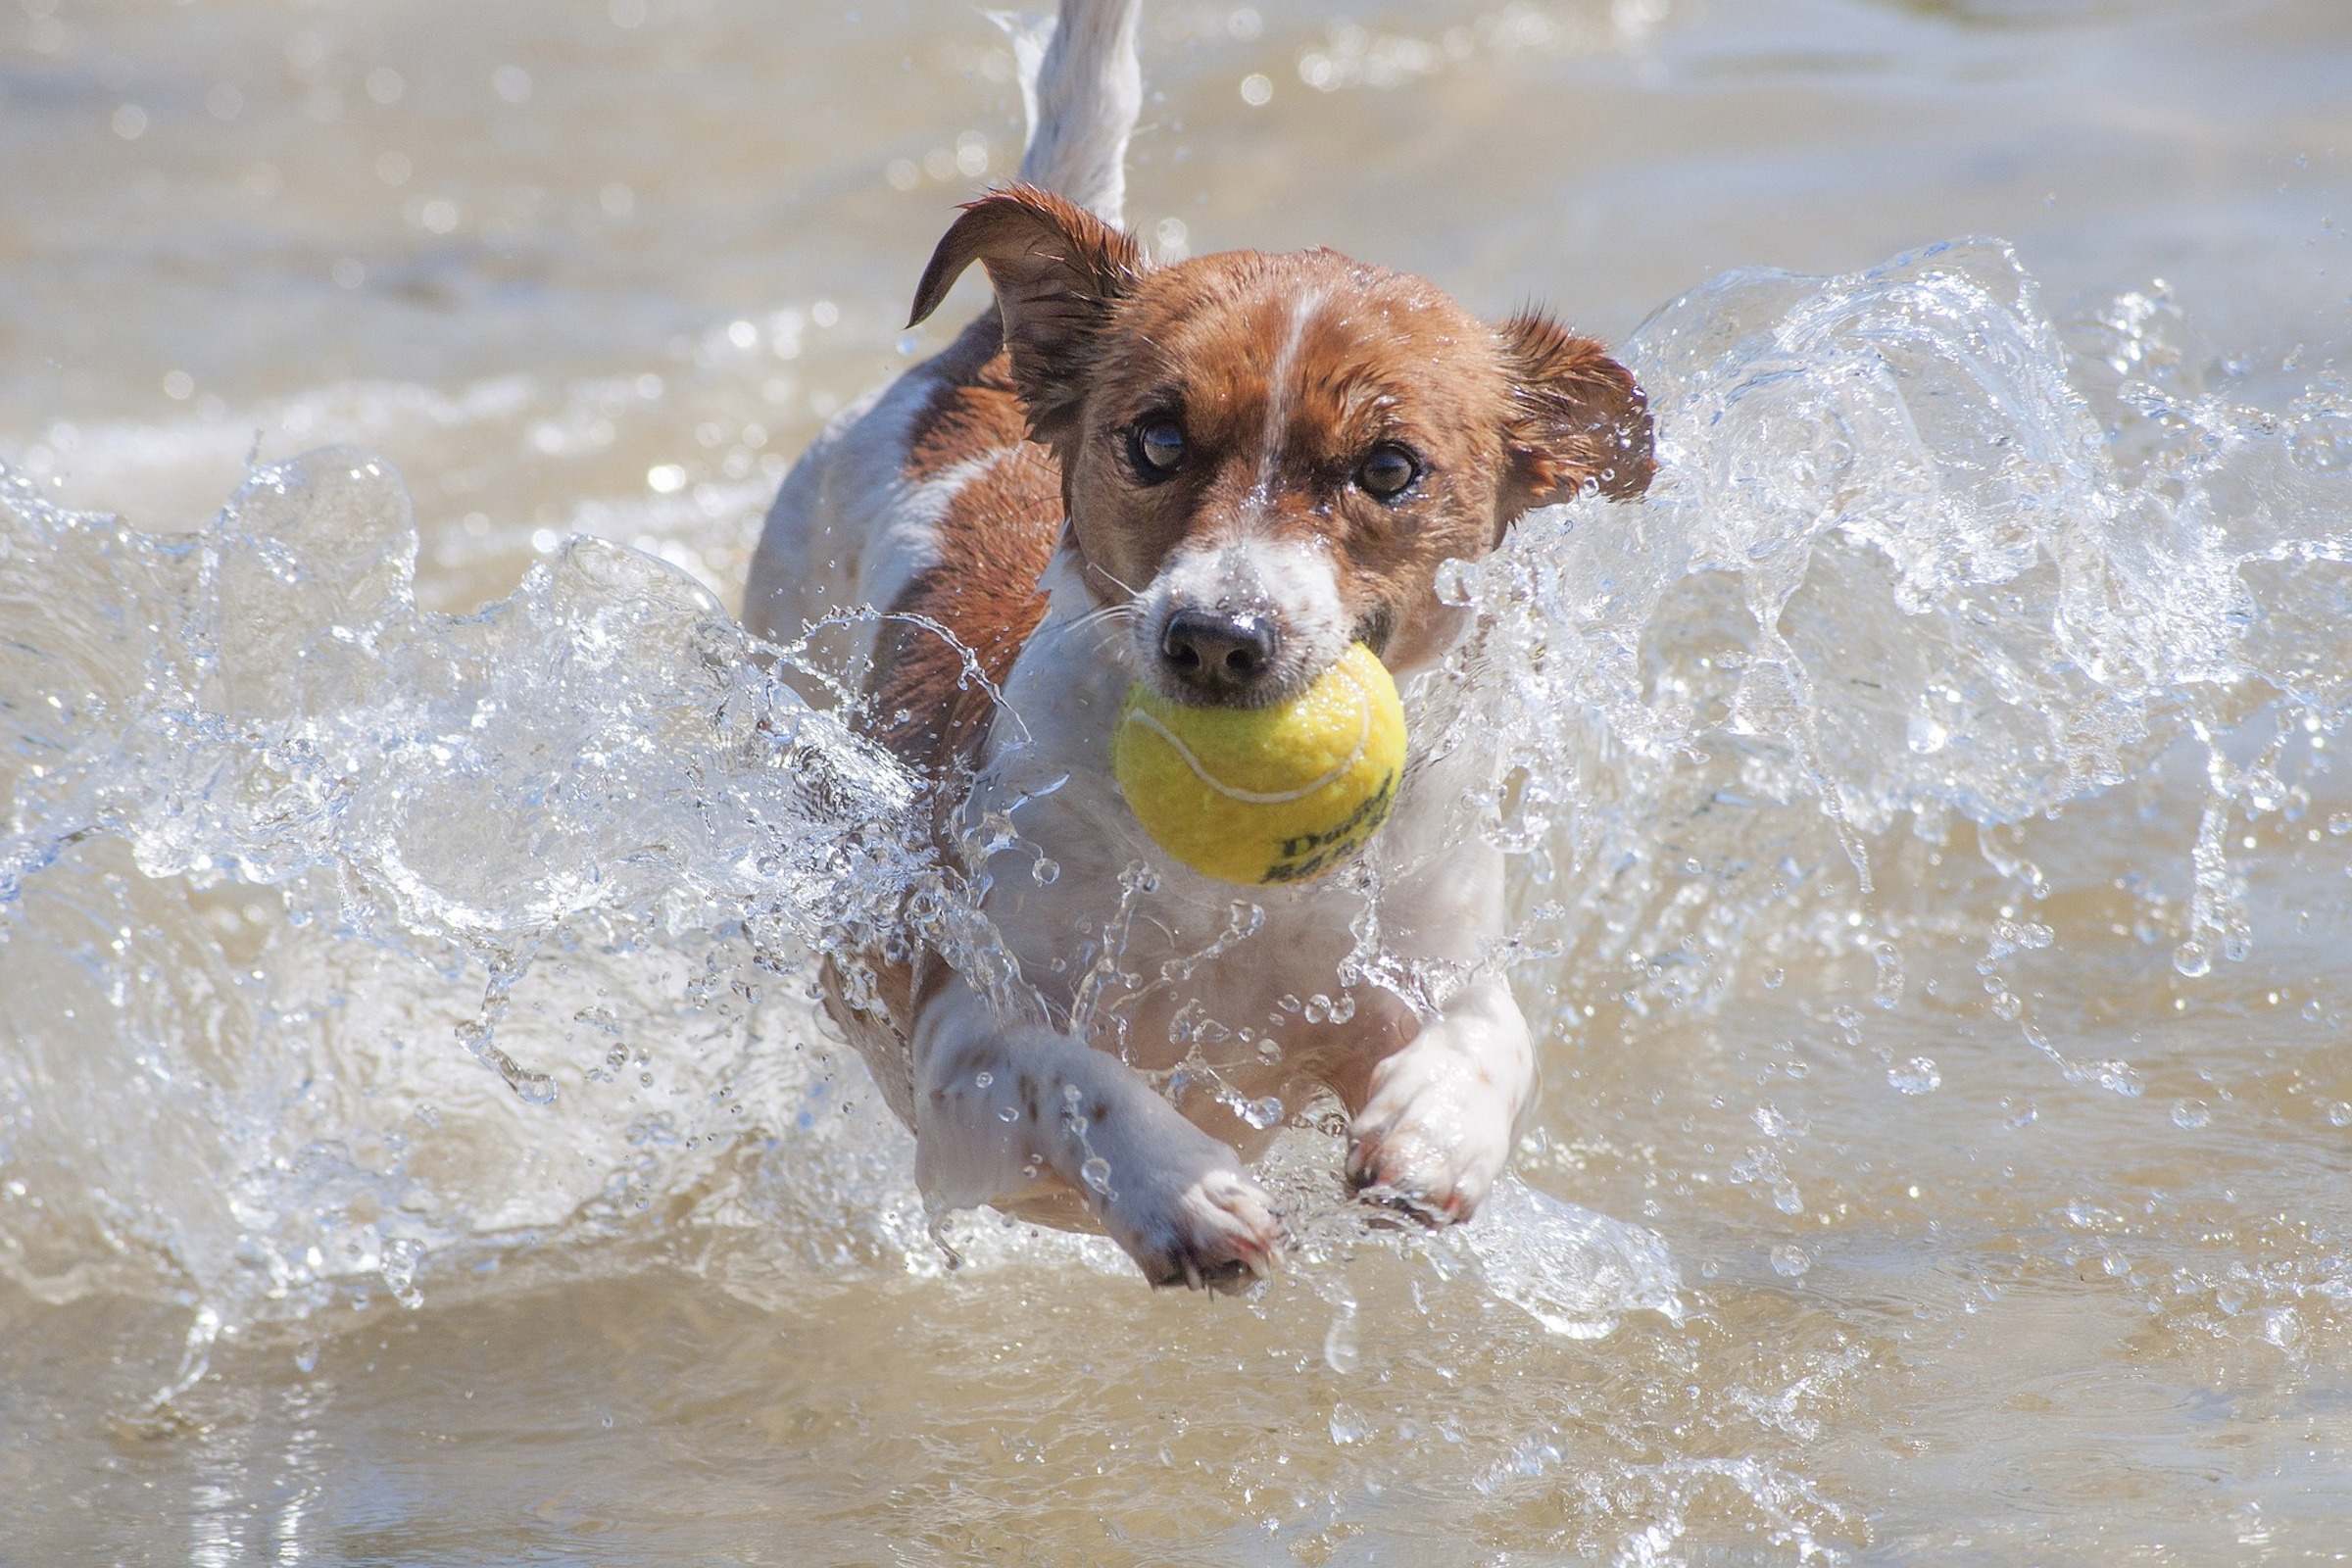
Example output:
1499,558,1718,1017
6,0,2352,1561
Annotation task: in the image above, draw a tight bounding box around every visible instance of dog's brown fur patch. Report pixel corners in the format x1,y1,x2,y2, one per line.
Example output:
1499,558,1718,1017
862,317,1062,783
907,186,1653,684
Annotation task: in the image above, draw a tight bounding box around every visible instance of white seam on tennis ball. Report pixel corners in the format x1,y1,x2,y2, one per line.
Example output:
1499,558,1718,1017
1121,659,1372,805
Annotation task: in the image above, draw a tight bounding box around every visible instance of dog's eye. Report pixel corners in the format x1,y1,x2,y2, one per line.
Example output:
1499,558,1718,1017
1357,444,1419,501
1130,418,1185,480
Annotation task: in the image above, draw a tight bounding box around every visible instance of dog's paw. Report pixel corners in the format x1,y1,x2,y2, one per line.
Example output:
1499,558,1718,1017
1346,1048,1516,1226
1107,1161,1286,1294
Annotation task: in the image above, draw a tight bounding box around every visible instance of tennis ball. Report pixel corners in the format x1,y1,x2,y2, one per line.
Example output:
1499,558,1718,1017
1111,643,1406,886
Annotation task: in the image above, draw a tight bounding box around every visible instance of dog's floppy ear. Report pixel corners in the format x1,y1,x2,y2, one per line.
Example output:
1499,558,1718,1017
909,183,1147,445
1494,310,1655,524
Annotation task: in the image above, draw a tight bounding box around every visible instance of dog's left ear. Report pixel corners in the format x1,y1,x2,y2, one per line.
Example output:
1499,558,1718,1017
909,182,1146,448
1494,311,1655,524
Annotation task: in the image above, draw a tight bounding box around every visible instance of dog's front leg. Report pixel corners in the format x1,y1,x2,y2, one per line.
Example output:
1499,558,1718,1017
912,974,1285,1290
1345,975,1536,1226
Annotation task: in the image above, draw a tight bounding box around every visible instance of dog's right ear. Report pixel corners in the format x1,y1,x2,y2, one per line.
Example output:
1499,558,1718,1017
909,183,1146,446
1494,310,1655,525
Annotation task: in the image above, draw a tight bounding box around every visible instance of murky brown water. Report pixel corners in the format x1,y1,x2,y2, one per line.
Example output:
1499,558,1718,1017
6,0,2352,1561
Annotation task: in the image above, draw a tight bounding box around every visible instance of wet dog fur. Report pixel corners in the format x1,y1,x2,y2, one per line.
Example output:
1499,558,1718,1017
745,0,1651,1290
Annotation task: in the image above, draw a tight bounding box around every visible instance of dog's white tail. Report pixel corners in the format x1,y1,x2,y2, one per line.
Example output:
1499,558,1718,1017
1002,0,1143,226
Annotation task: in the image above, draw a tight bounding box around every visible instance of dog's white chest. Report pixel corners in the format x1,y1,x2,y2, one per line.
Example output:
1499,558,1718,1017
962,564,1482,1080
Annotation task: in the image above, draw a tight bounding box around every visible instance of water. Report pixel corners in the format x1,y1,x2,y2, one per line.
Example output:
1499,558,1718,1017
6,0,2352,1560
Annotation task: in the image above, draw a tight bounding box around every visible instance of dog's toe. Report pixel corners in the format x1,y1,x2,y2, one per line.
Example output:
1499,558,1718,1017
1348,1173,1460,1228
1125,1166,1285,1293
1347,1088,1509,1226
1148,1253,1264,1296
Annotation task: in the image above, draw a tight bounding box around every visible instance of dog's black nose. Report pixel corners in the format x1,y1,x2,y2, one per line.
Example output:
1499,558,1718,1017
1160,608,1281,699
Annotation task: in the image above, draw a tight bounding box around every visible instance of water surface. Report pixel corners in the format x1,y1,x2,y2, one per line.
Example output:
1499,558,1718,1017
5,0,2352,1561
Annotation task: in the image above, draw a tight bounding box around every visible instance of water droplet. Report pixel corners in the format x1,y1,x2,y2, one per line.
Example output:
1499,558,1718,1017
1322,1297,1360,1372
998,1104,1018,1122
1872,943,1905,1009
2328,1102,2352,1128
1080,1155,1112,1194
973,1070,992,1089
1433,559,1473,607
1905,712,1948,755
2173,940,2212,978
2087,1059,2144,1098
1031,857,1058,886
1762,966,1785,991
1771,1245,1811,1278
1888,1056,1941,1095
2171,1098,2211,1130
293,1340,320,1375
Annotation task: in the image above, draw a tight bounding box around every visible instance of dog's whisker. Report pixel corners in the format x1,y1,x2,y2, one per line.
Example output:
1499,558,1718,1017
1043,598,1143,649
1087,562,1144,601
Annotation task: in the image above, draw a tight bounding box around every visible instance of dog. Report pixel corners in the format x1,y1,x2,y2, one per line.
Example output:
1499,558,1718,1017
744,0,1651,1290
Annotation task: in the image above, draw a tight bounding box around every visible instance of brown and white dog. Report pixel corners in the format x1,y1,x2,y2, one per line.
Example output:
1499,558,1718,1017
745,0,1650,1290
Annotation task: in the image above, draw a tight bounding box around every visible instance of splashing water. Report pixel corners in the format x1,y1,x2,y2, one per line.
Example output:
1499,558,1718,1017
0,448,932,1319
4,237,2349,1413
1436,238,2352,1081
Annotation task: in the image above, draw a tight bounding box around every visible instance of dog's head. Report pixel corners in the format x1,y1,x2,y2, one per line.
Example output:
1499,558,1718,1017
910,184,1653,708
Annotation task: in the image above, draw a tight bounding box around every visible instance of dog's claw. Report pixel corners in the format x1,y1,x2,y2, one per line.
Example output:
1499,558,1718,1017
1346,1126,1500,1225
1121,1163,1285,1293
1347,1050,1516,1227
1156,1253,1263,1295
1348,1177,1455,1228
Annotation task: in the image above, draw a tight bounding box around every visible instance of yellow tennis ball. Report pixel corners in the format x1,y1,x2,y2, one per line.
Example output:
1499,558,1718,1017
1111,643,1407,886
